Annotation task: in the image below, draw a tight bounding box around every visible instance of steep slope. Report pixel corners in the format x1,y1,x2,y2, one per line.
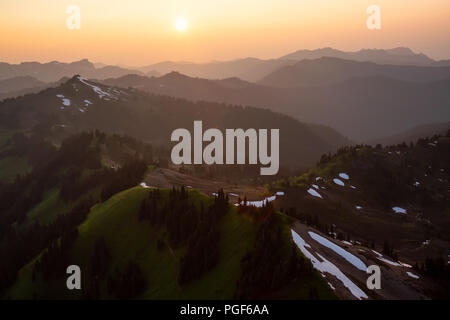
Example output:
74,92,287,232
271,134,450,264
270,134,450,298
0,131,160,293
6,187,254,299
291,223,434,300
4,185,335,300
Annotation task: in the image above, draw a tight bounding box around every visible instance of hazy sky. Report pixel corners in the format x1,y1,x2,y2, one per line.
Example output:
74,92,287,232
1,0,450,65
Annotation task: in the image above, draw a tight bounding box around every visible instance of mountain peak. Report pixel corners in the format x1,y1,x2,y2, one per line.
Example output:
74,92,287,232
386,47,415,56
161,71,190,80
69,59,94,69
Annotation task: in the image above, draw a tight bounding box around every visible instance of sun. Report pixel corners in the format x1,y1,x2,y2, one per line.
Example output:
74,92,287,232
175,17,188,32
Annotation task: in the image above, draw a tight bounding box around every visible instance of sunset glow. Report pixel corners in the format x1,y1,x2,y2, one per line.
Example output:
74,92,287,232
175,17,188,32
0,0,449,64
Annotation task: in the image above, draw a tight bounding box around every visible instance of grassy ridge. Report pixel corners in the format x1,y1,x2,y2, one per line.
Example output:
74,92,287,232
7,185,336,300
7,187,257,299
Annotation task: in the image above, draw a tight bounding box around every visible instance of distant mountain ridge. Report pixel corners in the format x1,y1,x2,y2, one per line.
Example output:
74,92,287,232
0,75,351,169
139,58,294,82
259,57,450,87
101,66,450,141
0,59,143,82
138,47,450,81
3,47,449,84
0,76,69,101
279,47,435,66
0,76,45,94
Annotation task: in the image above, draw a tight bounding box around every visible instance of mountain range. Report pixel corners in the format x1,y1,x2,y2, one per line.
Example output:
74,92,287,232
2,47,449,87
140,47,450,81
259,57,450,87
100,59,450,142
1,48,450,300
0,75,350,169
0,59,143,83
279,47,436,66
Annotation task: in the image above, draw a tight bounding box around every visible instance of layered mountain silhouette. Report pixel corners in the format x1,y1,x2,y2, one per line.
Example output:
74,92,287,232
139,58,293,82
0,76,45,94
139,47,450,81
2,48,450,141
259,57,450,87
2,47,449,86
279,47,436,66
101,60,450,141
0,75,350,168
0,59,143,83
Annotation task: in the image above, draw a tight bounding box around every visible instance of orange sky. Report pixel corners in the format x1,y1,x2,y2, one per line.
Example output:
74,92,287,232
1,0,449,65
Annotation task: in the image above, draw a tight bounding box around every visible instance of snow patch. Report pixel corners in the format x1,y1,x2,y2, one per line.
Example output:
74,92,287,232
78,76,116,100
372,250,383,257
140,182,150,188
333,178,345,186
377,257,402,267
237,195,276,207
291,230,368,300
392,207,407,214
339,173,350,180
327,282,335,291
399,262,412,268
307,188,323,199
406,272,420,279
308,231,367,271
